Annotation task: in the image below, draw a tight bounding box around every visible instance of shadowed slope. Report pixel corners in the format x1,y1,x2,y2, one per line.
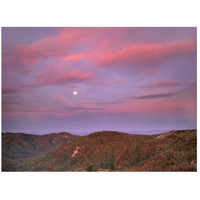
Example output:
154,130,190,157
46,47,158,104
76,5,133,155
2,132,79,171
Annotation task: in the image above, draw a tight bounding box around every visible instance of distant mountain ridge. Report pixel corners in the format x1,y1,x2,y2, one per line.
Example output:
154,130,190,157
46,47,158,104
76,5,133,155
125,129,171,135
70,129,171,136
2,129,176,136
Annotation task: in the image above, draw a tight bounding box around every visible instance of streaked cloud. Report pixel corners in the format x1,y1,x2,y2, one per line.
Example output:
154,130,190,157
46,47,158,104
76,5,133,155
138,81,181,89
135,92,176,99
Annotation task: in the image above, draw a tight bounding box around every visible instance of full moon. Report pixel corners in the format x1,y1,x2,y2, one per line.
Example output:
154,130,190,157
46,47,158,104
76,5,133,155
73,91,77,95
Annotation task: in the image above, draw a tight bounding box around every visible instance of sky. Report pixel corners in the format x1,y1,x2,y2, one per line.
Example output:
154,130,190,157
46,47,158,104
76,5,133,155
2,27,197,134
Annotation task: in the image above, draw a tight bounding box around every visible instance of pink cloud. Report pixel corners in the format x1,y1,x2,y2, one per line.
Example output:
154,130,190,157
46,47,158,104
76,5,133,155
96,40,196,71
2,28,196,93
2,28,142,74
2,67,97,94
2,28,101,74
105,98,195,116
34,67,96,86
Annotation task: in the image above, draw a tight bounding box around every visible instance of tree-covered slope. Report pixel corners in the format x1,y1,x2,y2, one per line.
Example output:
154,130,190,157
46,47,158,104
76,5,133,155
17,130,197,171
2,132,79,171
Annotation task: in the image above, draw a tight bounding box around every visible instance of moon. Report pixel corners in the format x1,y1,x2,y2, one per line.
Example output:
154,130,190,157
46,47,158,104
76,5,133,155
73,91,77,95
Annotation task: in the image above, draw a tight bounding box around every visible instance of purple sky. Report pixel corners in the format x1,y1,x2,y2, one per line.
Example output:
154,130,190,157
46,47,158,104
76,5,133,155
2,27,197,134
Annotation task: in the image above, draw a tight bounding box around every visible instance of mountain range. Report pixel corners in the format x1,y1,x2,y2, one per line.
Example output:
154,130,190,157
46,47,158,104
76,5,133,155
2,129,197,171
